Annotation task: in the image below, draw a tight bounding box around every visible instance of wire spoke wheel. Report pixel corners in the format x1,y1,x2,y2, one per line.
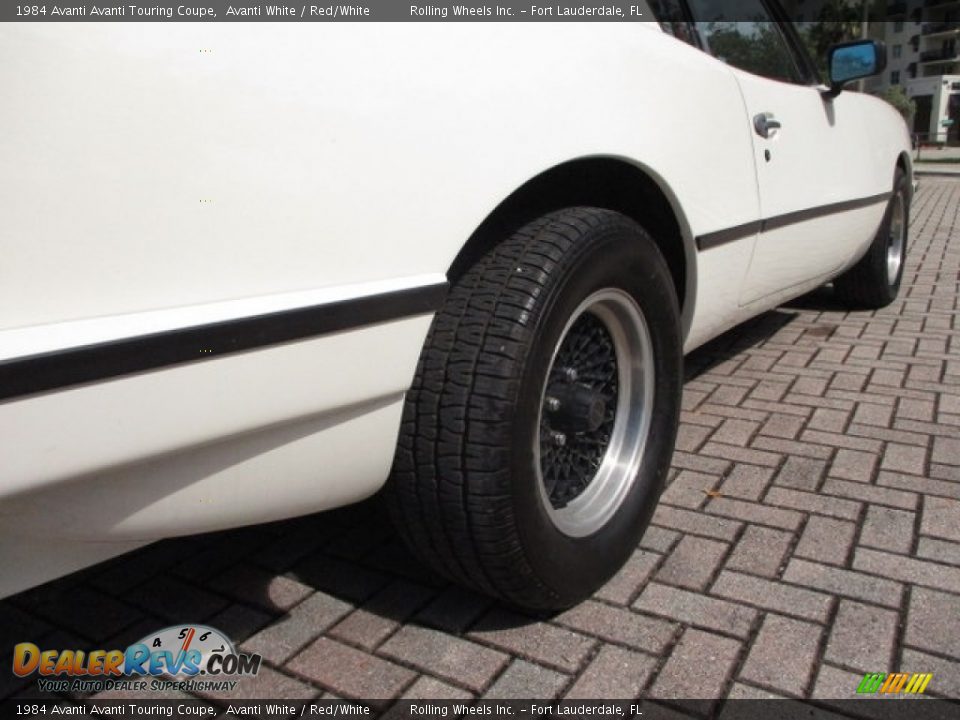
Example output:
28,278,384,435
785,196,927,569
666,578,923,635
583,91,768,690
535,289,655,538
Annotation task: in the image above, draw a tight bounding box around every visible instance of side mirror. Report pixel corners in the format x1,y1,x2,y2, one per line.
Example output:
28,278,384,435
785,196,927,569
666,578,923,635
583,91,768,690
824,40,887,99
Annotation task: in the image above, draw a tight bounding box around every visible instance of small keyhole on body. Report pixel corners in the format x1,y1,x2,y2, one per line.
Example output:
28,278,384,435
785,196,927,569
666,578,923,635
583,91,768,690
764,149,771,162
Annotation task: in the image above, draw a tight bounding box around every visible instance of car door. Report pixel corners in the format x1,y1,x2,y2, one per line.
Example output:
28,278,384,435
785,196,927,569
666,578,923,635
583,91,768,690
685,0,888,307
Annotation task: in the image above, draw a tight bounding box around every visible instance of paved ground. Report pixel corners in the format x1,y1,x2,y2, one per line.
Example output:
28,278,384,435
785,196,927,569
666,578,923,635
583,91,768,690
915,163,960,178
912,147,960,176
3,179,959,712
915,146,960,162
913,162,960,178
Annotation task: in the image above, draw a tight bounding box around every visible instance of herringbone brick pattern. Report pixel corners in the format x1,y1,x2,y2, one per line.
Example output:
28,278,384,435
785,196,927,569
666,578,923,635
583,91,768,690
3,180,958,711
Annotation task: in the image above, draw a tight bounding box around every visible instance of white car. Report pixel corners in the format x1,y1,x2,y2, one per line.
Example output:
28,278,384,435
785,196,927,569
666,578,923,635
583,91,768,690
0,7,911,608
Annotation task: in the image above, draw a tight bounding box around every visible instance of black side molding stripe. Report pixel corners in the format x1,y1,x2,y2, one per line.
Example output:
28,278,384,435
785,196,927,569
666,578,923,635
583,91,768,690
0,282,449,403
761,192,893,232
696,192,892,251
696,220,763,252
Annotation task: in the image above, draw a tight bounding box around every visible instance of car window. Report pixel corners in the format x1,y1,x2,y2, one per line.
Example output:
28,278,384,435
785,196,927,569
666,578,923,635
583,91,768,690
649,0,698,48
685,0,802,83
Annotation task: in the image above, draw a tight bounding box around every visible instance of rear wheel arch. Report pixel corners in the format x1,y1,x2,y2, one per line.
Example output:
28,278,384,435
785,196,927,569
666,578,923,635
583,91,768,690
447,157,697,341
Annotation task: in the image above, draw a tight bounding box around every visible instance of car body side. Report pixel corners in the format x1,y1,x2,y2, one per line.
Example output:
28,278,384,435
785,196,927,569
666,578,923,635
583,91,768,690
0,22,911,598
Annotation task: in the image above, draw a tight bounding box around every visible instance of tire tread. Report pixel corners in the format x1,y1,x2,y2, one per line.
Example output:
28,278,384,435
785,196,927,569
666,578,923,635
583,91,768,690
386,207,663,608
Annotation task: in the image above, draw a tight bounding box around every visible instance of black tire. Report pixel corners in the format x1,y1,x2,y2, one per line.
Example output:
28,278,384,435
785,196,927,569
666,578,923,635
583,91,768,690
834,169,910,309
385,207,682,610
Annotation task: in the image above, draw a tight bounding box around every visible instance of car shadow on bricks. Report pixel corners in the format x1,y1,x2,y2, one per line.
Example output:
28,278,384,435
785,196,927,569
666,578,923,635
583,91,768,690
0,496,538,701
684,308,799,381
683,280,859,384
784,285,860,313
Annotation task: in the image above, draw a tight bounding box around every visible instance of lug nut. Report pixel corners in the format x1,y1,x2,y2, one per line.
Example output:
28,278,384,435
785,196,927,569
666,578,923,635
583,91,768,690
562,367,578,382
551,431,567,448
545,396,561,412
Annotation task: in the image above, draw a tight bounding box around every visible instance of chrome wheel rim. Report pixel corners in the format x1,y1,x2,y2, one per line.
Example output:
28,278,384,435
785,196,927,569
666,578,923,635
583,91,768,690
534,289,655,538
887,192,906,286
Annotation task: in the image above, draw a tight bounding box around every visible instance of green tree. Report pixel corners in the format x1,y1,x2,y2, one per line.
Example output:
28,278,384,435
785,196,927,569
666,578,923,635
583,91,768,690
706,23,801,82
793,0,882,78
879,85,916,123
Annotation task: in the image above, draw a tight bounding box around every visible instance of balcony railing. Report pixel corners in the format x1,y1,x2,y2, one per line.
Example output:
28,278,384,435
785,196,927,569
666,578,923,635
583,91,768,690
920,47,960,61
922,21,960,35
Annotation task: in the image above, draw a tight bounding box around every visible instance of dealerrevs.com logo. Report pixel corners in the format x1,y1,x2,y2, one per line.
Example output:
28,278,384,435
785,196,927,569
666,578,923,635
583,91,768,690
12,625,261,694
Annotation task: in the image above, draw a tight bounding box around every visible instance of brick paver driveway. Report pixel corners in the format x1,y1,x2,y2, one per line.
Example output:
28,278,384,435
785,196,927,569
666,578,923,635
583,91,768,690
3,179,959,710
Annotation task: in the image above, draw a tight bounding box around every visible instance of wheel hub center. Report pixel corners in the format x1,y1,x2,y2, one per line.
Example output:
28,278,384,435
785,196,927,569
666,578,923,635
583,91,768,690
546,383,607,434
538,311,621,512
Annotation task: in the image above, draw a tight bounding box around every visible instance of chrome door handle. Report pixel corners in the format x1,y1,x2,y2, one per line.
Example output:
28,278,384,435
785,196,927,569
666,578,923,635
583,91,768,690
754,113,781,138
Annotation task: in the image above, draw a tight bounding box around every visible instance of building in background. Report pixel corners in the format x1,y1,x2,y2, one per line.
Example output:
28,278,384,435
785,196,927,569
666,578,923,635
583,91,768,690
868,1,960,142
710,1,960,142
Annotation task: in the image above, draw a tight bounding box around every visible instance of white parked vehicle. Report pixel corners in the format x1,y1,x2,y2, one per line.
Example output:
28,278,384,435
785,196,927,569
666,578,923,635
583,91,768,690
0,7,911,608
